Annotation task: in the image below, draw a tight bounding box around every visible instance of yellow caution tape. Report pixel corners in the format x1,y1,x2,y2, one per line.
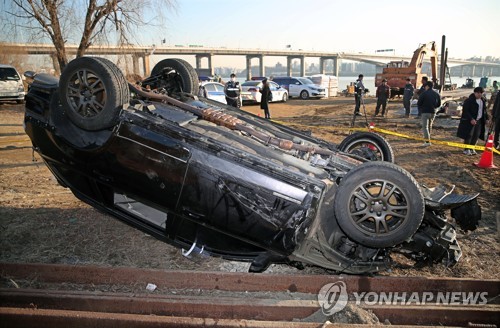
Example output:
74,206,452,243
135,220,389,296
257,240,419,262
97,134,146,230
272,120,500,156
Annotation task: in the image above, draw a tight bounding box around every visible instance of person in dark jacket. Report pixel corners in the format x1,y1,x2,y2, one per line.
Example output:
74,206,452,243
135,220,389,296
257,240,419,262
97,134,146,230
224,73,241,108
415,76,429,118
457,87,488,155
493,93,500,149
259,78,271,119
353,74,366,116
417,81,441,146
403,78,414,118
374,79,391,117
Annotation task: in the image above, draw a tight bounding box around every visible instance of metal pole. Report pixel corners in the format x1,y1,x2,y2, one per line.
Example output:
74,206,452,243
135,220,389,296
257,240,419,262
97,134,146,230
440,35,446,93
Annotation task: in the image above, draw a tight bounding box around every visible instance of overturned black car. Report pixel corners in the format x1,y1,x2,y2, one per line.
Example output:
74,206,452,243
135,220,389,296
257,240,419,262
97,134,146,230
23,57,481,273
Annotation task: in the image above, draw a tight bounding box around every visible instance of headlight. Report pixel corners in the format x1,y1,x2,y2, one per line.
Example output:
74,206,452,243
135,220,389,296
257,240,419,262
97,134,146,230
18,84,25,92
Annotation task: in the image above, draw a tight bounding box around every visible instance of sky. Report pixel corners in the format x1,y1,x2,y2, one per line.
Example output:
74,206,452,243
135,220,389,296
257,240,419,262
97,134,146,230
138,0,500,68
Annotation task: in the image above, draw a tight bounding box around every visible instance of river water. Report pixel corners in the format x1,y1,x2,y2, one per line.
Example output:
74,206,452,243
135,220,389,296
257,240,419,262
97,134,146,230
233,76,499,96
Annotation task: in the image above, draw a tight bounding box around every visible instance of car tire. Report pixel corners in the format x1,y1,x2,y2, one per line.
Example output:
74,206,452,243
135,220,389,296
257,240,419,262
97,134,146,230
334,161,424,248
300,90,309,100
338,132,394,162
151,58,199,94
59,57,129,131
282,93,288,102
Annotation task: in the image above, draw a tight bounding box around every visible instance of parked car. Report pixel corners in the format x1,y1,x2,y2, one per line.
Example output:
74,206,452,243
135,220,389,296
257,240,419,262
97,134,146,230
272,76,326,100
0,64,25,104
241,80,288,104
23,57,480,274
198,81,227,105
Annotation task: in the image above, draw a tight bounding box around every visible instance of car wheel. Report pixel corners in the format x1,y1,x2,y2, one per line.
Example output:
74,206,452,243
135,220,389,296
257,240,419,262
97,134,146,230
151,58,199,94
300,90,309,100
338,132,394,162
59,57,130,131
334,161,424,248
282,93,288,102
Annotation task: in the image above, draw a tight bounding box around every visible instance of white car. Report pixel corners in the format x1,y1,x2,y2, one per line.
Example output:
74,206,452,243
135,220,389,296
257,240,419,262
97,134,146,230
0,64,25,104
198,81,227,105
241,80,288,104
272,76,326,100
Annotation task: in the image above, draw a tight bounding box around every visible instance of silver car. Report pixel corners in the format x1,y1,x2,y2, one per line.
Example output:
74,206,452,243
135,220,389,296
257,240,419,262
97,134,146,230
0,64,25,104
241,80,288,103
198,81,227,105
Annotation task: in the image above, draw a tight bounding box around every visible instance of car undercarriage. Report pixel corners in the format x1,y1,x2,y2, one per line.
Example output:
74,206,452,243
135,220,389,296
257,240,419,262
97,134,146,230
23,57,481,274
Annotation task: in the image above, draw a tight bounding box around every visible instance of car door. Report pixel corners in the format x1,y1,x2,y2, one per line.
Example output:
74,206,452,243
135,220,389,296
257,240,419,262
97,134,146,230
288,78,301,97
269,81,281,102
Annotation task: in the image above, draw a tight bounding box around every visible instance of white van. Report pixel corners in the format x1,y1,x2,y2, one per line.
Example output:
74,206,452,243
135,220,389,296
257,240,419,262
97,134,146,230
271,76,326,100
0,64,25,104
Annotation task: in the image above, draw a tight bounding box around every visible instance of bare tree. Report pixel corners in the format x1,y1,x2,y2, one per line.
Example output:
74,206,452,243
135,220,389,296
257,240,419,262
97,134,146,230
4,0,176,72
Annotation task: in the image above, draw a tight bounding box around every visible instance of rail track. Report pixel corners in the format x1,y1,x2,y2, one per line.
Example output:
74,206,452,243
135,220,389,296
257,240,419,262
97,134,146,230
0,263,498,327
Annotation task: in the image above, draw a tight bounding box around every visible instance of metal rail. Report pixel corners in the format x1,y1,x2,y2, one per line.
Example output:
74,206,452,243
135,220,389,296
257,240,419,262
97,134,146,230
0,263,498,327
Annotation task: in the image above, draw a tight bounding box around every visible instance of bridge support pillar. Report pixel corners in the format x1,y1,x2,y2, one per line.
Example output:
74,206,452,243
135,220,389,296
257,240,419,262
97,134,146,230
471,65,476,77
132,54,140,76
319,56,339,76
287,56,305,77
286,57,293,76
481,66,485,77
143,54,150,76
196,54,214,76
299,56,305,77
246,55,263,80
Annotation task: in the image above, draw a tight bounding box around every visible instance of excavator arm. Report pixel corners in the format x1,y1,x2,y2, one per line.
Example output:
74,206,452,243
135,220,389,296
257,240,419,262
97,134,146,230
409,42,439,84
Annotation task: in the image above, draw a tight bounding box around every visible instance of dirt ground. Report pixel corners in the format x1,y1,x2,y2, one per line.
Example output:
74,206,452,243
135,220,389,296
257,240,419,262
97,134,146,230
1,95,499,279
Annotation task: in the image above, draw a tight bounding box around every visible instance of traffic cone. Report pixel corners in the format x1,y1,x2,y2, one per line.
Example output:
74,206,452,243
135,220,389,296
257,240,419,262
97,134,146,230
474,134,497,169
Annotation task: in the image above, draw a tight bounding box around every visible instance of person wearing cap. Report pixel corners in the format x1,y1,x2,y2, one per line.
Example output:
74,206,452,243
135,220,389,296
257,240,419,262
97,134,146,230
374,79,391,117
224,73,242,108
403,78,414,118
417,81,441,147
259,78,272,119
457,87,489,155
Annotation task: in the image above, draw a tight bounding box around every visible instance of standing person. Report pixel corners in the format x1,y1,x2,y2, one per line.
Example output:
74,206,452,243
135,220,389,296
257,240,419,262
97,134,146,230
260,78,272,119
403,78,414,118
492,91,500,149
353,74,366,116
488,80,499,110
374,79,391,117
415,76,429,118
457,87,489,155
417,81,441,147
224,73,241,108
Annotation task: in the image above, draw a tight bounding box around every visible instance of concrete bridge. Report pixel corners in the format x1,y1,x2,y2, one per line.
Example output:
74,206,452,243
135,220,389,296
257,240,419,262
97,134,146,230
2,43,499,79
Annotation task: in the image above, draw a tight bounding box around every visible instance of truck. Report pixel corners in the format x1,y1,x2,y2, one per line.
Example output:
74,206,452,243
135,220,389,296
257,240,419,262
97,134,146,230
375,42,439,97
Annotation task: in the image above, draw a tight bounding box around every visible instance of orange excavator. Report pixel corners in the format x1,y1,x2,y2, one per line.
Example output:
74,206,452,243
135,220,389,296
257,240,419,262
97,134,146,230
375,41,439,97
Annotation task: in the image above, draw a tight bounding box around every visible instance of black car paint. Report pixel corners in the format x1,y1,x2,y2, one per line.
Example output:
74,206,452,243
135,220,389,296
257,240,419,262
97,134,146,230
23,63,481,274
